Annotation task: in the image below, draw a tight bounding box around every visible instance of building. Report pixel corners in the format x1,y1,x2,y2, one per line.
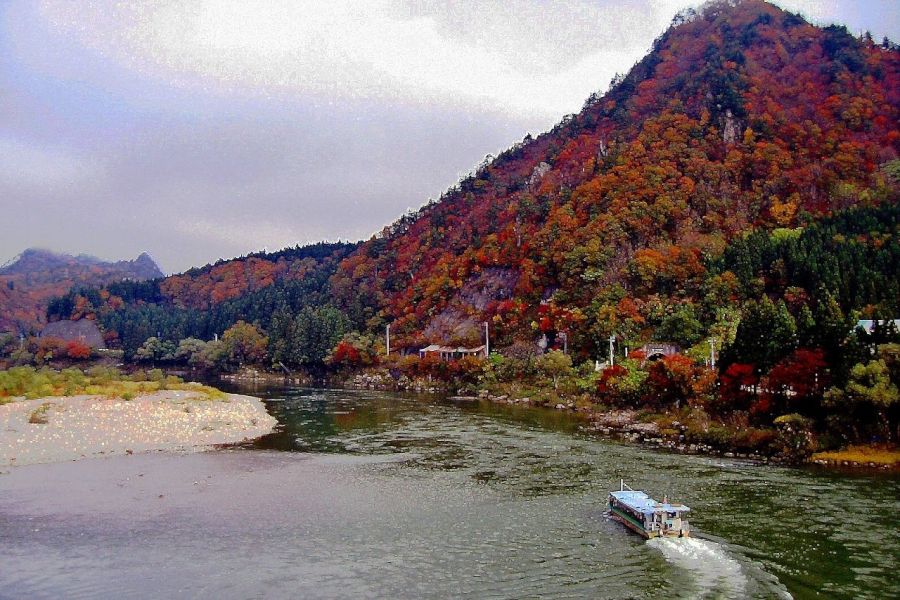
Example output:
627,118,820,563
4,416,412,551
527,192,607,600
639,342,680,361
855,319,900,334
419,344,487,361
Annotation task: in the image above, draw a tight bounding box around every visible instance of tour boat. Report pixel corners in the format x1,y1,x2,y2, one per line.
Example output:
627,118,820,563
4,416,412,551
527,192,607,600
608,480,690,538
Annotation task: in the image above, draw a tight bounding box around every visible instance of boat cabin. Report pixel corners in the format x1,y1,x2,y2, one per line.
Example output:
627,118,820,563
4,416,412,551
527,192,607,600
608,481,690,538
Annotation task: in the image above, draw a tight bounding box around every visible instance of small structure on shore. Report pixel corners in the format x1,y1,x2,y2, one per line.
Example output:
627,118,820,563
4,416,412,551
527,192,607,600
419,344,487,361
855,319,900,334
639,342,680,361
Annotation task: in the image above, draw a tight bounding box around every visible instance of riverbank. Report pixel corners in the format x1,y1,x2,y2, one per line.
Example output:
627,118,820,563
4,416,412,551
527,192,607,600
0,390,277,467
333,369,898,471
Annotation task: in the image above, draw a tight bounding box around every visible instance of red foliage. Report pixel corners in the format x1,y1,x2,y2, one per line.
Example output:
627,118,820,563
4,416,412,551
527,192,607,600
764,348,829,414
646,354,697,407
34,337,68,362
65,340,92,360
330,340,361,367
718,363,759,413
597,365,628,396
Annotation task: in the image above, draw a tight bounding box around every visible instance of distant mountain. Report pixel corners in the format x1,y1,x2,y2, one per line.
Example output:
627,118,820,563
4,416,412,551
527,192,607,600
0,248,164,334
42,242,357,356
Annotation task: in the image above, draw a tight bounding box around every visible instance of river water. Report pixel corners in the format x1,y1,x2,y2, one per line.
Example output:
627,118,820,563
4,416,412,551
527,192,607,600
1,386,897,599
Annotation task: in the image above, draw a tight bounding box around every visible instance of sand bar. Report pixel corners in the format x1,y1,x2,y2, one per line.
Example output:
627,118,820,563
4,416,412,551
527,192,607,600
0,390,277,467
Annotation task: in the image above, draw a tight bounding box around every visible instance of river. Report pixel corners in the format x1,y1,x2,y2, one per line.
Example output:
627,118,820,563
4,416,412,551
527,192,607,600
1,385,897,599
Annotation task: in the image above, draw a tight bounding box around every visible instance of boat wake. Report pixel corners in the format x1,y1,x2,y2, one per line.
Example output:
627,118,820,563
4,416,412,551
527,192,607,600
647,537,751,599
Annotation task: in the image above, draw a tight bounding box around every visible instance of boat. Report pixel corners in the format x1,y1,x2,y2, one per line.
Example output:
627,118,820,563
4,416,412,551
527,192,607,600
608,480,690,539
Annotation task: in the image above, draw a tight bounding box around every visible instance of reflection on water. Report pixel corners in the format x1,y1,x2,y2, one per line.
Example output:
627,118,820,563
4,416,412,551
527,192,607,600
1,385,897,600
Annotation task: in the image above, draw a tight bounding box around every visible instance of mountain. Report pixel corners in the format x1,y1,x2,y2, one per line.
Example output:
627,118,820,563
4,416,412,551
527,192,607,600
326,0,899,353
0,248,164,334
43,242,357,355
47,0,898,361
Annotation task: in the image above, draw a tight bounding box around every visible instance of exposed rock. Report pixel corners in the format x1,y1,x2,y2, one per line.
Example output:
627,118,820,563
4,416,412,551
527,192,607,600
722,109,741,144
40,319,105,349
528,162,551,188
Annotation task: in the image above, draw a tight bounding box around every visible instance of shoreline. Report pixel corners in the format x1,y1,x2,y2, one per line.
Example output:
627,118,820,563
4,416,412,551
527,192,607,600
0,390,277,468
333,371,898,472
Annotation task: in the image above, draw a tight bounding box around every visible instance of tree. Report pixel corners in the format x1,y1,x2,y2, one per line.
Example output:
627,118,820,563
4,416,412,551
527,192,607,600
221,321,268,367
65,340,92,360
718,362,758,413
646,353,700,408
536,350,573,390
134,337,176,364
174,337,208,367
596,358,648,406
764,348,829,417
34,337,67,364
724,297,796,373
290,306,350,368
326,333,380,369
198,339,227,370
656,304,704,347
824,358,898,441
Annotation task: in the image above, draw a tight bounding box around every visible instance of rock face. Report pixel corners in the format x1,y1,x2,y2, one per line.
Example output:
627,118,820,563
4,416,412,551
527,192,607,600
0,248,163,280
40,319,105,349
721,109,742,144
528,162,551,188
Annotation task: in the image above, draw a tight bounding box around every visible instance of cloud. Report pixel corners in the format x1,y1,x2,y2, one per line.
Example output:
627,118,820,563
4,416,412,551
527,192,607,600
0,137,103,192
30,0,696,121
2,0,896,272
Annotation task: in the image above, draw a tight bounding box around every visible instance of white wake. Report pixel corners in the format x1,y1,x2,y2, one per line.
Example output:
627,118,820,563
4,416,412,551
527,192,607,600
647,536,749,598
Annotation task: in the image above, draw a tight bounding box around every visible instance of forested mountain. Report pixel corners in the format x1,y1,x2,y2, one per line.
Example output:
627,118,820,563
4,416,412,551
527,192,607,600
45,242,356,357
329,0,898,354
0,249,163,334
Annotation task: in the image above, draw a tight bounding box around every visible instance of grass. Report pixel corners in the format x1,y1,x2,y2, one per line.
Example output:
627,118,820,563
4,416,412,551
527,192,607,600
0,366,226,403
810,445,900,466
28,401,56,424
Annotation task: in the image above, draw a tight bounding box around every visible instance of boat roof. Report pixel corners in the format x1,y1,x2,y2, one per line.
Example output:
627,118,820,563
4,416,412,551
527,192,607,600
610,490,690,514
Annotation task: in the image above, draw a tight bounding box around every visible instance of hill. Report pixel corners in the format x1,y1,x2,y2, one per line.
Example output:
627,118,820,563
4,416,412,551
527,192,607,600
327,0,898,354
0,249,163,334
43,242,357,356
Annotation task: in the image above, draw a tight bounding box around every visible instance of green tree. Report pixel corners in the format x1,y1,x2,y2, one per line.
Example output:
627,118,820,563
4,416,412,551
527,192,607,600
174,337,208,367
824,358,898,441
536,350,573,390
290,306,351,368
134,337,176,364
198,339,227,370
725,297,796,373
656,303,704,347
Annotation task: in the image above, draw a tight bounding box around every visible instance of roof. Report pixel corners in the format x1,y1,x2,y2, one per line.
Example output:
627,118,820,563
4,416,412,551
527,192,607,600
609,490,690,515
420,345,486,353
856,319,900,334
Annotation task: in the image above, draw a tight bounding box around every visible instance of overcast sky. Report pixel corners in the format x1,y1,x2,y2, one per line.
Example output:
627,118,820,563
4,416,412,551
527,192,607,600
1,1,897,273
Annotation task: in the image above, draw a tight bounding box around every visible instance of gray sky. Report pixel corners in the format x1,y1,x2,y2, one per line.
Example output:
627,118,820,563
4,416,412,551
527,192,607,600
2,1,897,274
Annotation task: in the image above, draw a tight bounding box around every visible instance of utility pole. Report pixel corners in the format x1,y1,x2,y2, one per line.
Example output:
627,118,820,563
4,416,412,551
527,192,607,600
608,335,616,367
484,321,490,357
708,337,716,368
386,324,391,357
